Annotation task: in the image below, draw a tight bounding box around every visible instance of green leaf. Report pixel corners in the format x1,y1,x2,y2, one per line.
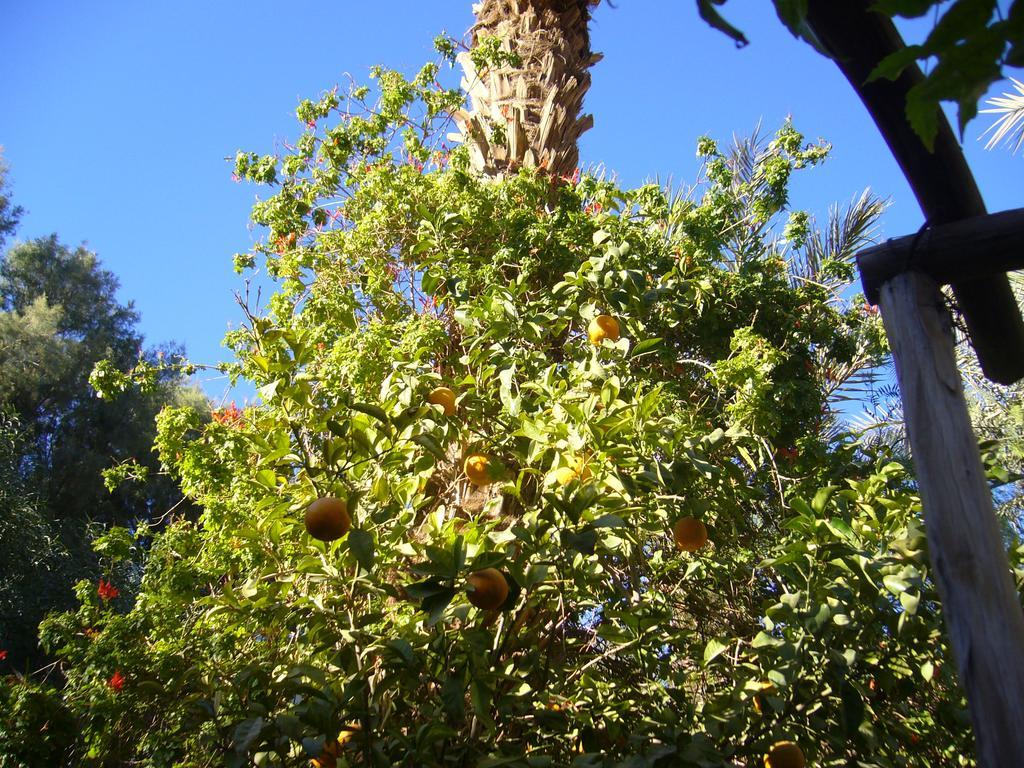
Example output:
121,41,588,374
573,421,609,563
871,0,937,18
789,497,813,518
923,0,996,51
526,562,550,588
441,671,466,721
840,680,865,736
905,81,940,151
811,485,837,514
703,638,730,665
258,379,279,401
405,579,446,600
233,717,264,752
348,529,375,571
562,527,597,555
921,660,935,680
697,0,749,47
808,602,831,630
753,630,782,651
422,588,457,626
867,45,924,82
772,0,830,54
351,402,390,426
899,590,920,615
255,469,277,489
413,434,446,460
386,638,415,665
883,575,909,594
469,551,507,571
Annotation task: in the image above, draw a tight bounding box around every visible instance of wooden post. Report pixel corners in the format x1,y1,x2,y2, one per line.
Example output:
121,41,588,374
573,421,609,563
879,271,1024,767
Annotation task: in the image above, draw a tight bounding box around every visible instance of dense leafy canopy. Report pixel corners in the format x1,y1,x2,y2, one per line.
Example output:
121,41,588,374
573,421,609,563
6,52,1017,768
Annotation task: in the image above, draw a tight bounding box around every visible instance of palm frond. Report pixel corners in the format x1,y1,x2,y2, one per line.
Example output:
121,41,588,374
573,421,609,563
726,121,764,189
794,190,887,289
980,77,1024,154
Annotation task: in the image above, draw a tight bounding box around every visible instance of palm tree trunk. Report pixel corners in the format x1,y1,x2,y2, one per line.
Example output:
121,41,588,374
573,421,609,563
452,0,600,180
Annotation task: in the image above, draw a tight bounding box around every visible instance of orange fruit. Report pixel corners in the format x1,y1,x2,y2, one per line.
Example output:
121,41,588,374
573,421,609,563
551,466,578,486
464,454,494,485
764,741,805,768
588,314,620,345
427,386,457,416
672,517,708,552
466,568,509,610
311,724,360,766
304,497,351,542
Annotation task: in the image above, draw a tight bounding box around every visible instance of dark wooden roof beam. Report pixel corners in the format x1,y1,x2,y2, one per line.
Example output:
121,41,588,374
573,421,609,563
858,208,1024,305
806,0,1024,385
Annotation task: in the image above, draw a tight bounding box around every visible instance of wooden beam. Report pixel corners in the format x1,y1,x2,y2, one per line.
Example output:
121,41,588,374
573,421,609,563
805,0,1024,385
858,208,1024,304
878,272,1024,767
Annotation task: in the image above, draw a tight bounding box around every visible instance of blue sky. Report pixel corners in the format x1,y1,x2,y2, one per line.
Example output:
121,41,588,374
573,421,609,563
1,2,1019,404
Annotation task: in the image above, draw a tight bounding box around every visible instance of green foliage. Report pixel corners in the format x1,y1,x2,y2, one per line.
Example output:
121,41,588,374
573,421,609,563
866,0,1022,147
11,60,991,768
470,35,524,71
0,675,76,768
0,413,74,673
0,295,68,405
0,149,22,251
701,1,1024,149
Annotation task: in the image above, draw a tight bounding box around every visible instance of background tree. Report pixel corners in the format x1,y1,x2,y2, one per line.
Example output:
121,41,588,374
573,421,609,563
0,236,190,523
0,190,204,670
0,149,23,249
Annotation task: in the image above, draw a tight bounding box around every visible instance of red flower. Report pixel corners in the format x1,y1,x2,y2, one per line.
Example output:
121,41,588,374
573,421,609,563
211,402,244,427
0,650,7,661
109,670,125,692
97,579,120,601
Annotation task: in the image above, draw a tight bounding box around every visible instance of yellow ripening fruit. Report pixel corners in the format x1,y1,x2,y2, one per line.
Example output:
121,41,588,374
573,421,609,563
764,741,805,768
551,466,578,486
570,455,593,481
466,568,509,610
311,725,360,766
588,314,620,345
672,517,708,552
427,386,457,416
304,497,351,542
464,454,494,485
336,723,360,745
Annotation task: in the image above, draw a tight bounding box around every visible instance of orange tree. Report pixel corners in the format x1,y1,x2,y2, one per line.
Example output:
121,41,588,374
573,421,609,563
6,50,1009,768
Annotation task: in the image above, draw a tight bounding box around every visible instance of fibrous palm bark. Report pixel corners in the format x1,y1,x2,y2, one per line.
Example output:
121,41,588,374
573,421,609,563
451,0,601,179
